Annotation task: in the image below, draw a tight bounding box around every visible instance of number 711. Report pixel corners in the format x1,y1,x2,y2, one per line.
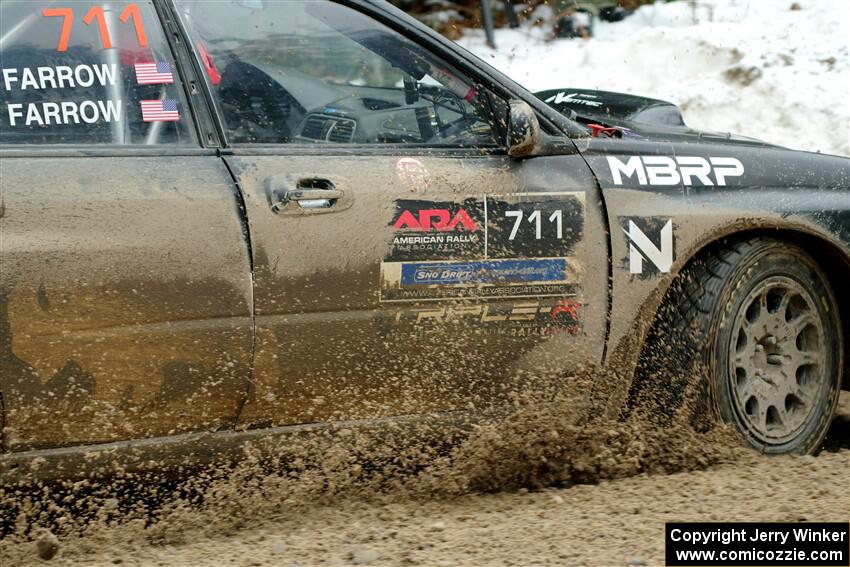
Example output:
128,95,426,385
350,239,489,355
505,209,564,240
42,4,147,52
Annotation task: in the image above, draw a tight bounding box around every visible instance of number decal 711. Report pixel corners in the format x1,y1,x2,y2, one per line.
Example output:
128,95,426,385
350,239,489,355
42,4,148,52
506,209,564,240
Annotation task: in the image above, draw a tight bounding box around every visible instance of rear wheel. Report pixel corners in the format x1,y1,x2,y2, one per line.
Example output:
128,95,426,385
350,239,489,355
634,238,842,454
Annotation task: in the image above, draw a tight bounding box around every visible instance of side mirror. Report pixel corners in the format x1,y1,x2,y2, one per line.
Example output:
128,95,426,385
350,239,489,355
507,100,543,158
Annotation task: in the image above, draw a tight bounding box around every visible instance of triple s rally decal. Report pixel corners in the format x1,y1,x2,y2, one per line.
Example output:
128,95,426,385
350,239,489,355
378,194,585,337
3,4,182,130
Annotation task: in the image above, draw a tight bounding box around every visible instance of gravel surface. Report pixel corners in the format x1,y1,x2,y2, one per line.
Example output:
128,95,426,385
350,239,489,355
15,450,846,567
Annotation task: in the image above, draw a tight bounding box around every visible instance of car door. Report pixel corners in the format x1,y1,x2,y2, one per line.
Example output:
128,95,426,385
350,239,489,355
174,0,608,427
0,0,252,450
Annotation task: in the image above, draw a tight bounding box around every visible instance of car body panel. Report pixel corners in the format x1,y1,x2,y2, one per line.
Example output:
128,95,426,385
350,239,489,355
227,149,607,427
0,155,253,450
577,138,850,412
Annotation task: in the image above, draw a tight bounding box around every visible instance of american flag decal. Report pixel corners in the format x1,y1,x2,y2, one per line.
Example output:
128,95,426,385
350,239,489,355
140,99,180,122
134,61,174,85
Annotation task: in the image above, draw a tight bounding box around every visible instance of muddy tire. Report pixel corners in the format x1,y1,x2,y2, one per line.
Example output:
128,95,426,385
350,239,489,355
632,238,842,454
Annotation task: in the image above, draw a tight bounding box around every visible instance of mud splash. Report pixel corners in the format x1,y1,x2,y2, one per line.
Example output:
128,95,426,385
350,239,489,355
0,367,752,565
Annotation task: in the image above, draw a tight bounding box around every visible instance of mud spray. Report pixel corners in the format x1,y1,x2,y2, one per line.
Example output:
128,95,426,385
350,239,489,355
0,364,850,566
0,360,786,566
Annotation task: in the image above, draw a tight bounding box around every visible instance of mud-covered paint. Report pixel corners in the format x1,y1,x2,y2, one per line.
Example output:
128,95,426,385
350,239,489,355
226,150,606,428
0,156,253,450
578,137,850,416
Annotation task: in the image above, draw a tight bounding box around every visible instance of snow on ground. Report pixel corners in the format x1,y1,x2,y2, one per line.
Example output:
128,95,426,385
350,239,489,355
458,0,850,156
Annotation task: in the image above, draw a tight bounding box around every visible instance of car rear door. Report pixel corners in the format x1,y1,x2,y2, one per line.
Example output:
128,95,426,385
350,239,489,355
174,0,608,427
0,0,252,450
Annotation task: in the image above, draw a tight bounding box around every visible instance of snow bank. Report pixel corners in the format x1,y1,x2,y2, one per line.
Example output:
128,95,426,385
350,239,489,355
458,0,850,156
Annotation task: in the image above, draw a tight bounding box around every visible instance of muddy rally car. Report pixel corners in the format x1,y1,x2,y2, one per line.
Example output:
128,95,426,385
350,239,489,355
1,0,848,480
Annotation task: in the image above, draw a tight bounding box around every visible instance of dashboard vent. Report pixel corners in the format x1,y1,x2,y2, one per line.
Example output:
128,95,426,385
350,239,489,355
328,119,355,142
301,116,327,140
300,115,356,142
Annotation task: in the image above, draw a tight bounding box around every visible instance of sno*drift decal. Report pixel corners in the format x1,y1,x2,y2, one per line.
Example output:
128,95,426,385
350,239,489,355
400,258,568,286
381,258,578,302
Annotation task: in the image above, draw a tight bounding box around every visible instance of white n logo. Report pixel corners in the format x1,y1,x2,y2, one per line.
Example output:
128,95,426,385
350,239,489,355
626,220,673,274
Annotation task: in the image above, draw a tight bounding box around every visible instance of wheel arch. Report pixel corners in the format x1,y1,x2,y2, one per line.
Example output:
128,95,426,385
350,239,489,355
637,226,850,392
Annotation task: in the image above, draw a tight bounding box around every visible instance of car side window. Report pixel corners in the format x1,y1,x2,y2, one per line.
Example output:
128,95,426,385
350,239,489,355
174,0,502,147
0,1,194,145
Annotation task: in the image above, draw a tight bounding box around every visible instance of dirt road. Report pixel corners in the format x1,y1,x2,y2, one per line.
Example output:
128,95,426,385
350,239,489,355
121,450,848,567
2,395,848,567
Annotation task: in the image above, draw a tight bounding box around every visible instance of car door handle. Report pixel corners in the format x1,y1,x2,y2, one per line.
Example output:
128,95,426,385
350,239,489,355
284,188,344,202
269,177,344,212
